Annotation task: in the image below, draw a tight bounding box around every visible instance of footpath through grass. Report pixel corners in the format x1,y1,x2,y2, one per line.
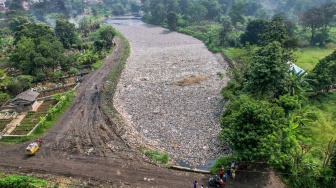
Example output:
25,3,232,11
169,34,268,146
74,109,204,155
294,43,336,71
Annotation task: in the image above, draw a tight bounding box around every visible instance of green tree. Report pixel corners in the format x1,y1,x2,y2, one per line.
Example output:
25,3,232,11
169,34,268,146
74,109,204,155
188,2,208,23
167,11,178,30
262,17,287,45
220,95,290,164
286,68,311,97
300,7,324,45
219,17,233,46
130,0,141,13
14,23,55,44
228,1,246,26
243,41,290,97
152,3,166,24
111,3,125,16
10,37,65,79
55,19,79,48
8,16,32,32
6,75,33,96
98,25,116,49
200,0,222,20
240,19,268,45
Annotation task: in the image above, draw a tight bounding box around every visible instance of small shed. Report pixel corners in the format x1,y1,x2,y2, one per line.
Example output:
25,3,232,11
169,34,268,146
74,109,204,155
10,90,39,112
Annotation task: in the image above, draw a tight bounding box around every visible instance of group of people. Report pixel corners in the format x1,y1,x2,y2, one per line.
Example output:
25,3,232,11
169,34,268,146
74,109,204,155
193,161,240,188
220,160,239,182
193,181,207,188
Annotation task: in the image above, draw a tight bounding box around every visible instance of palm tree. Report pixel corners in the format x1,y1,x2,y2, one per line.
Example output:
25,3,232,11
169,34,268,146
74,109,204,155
287,68,312,98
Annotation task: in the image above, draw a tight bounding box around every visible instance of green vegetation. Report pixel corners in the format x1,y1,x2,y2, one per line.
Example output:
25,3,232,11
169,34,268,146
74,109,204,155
294,45,336,71
300,93,336,160
0,174,50,188
102,30,130,128
91,60,104,69
144,149,169,164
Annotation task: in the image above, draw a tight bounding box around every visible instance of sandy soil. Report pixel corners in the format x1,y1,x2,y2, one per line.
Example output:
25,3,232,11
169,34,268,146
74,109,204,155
0,18,285,188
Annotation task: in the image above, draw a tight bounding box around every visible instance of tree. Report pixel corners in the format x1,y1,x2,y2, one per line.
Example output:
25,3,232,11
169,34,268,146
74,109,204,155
6,75,33,96
188,2,207,23
111,3,125,16
228,1,246,26
219,17,233,46
14,23,55,44
167,11,178,30
130,0,141,13
55,19,79,48
98,25,116,49
200,0,222,20
220,95,290,164
152,3,166,24
240,19,268,46
179,0,191,14
243,41,290,97
300,7,324,45
286,68,311,97
10,37,65,79
262,17,287,45
8,16,32,32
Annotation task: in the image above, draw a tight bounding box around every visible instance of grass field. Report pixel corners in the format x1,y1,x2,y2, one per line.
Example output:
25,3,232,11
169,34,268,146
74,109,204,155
294,43,336,71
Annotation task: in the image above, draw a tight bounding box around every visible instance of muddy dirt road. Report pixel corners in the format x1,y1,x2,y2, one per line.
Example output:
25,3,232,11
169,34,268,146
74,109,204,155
0,35,211,188
0,18,283,188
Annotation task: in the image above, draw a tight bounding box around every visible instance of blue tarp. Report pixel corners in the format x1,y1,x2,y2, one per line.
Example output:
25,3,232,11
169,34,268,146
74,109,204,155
288,62,305,73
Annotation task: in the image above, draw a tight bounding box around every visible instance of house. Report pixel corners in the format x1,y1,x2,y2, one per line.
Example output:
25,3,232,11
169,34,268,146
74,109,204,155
10,90,39,112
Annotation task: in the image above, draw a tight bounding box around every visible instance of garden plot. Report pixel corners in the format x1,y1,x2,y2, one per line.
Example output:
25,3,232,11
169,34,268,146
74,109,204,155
110,19,229,165
9,100,57,135
0,118,13,133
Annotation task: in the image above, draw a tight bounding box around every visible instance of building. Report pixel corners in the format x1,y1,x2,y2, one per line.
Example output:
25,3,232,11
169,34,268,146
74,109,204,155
10,90,39,112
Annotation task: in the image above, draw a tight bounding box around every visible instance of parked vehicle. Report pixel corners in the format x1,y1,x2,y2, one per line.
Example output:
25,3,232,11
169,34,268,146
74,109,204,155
209,175,225,187
26,139,42,155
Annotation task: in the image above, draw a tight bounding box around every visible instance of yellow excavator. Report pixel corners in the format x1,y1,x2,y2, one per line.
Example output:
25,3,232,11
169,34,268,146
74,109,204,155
26,139,42,155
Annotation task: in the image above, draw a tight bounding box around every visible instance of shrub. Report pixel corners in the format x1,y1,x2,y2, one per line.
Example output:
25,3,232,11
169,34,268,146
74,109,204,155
144,150,169,164
0,175,49,188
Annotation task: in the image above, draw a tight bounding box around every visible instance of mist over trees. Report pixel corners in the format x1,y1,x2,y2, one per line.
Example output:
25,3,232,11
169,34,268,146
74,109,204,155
141,0,336,47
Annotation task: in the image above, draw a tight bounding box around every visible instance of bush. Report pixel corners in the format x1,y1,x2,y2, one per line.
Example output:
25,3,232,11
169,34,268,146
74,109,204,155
91,60,103,69
144,150,169,164
0,175,49,188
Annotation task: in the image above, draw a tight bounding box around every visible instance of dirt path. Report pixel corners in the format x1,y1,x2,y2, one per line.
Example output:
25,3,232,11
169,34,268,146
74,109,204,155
0,19,284,188
0,36,209,188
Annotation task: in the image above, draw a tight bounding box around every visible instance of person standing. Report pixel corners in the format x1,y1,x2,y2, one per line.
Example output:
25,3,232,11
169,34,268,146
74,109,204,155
194,180,197,188
232,169,236,181
224,172,228,181
235,160,240,170
231,161,235,169
219,169,224,179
